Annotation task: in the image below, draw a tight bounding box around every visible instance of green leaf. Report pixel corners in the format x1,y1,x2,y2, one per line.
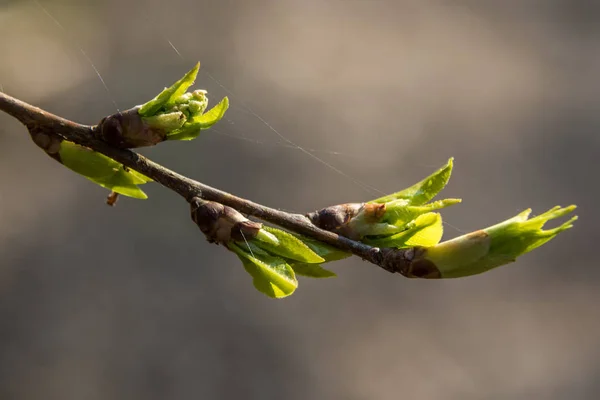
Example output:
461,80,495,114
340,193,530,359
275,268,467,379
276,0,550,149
252,226,325,264
372,158,453,205
138,62,200,117
420,205,577,278
383,198,461,227
296,236,351,263
291,263,337,278
59,140,151,199
167,97,230,141
192,96,229,128
229,242,298,298
365,212,443,248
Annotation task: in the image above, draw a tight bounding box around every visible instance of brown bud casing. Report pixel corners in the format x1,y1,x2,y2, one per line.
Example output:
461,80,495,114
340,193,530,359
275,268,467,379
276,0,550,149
190,197,261,244
96,107,168,149
306,202,386,240
306,203,362,232
379,247,442,278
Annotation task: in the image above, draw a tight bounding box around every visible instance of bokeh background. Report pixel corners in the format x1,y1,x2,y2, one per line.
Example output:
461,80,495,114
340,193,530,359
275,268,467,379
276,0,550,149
1,0,598,398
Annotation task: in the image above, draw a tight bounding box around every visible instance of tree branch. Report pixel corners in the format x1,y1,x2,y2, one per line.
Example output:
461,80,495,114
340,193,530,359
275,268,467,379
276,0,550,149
0,91,407,273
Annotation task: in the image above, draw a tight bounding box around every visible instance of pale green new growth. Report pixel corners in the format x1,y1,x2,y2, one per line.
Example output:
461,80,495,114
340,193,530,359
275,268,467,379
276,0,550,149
373,158,454,205
138,62,201,117
229,242,298,298
59,140,152,198
337,160,460,248
229,226,330,298
257,226,325,264
364,212,443,248
291,263,337,278
421,205,577,278
138,62,230,141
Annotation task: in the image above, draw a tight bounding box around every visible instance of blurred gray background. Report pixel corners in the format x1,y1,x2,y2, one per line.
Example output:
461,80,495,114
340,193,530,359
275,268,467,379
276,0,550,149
0,0,598,399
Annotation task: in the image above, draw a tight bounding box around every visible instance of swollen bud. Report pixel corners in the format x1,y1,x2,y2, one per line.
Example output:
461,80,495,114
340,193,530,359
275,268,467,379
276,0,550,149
96,107,173,148
307,198,456,248
190,197,262,244
95,63,228,148
391,206,577,279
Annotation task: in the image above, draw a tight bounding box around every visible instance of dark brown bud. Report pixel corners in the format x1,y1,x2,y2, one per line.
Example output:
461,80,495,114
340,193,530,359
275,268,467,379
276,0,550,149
230,220,262,242
306,202,386,240
190,197,261,244
96,107,167,149
306,203,362,232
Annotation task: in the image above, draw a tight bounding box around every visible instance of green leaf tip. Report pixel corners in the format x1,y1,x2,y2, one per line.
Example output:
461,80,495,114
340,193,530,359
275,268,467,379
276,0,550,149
291,263,337,278
138,62,200,117
405,205,577,279
372,157,454,205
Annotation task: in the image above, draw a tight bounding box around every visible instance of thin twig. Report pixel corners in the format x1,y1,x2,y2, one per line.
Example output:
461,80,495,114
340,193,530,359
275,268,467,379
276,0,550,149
0,91,412,273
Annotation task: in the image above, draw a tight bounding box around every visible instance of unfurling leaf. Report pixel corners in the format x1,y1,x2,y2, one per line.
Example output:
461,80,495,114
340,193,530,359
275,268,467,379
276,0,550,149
372,158,453,205
59,140,151,199
291,263,337,278
365,212,443,248
138,62,201,117
404,206,577,279
382,198,461,227
167,97,230,141
296,236,351,263
306,159,460,246
229,242,298,298
254,226,325,264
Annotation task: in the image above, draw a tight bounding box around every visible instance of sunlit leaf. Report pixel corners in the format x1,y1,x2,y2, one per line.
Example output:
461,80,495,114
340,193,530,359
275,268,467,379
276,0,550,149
416,206,578,279
229,242,298,298
253,226,325,264
291,263,337,278
372,158,453,205
365,212,443,248
167,97,229,141
138,62,200,117
296,236,351,263
59,141,151,199
383,198,461,227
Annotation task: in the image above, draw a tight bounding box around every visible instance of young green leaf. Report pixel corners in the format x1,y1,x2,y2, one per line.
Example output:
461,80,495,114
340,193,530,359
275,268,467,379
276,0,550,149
296,236,351,263
291,263,337,278
382,198,461,227
167,97,230,141
59,140,151,199
138,62,200,117
372,158,454,205
253,226,325,264
229,242,298,298
365,212,443,248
